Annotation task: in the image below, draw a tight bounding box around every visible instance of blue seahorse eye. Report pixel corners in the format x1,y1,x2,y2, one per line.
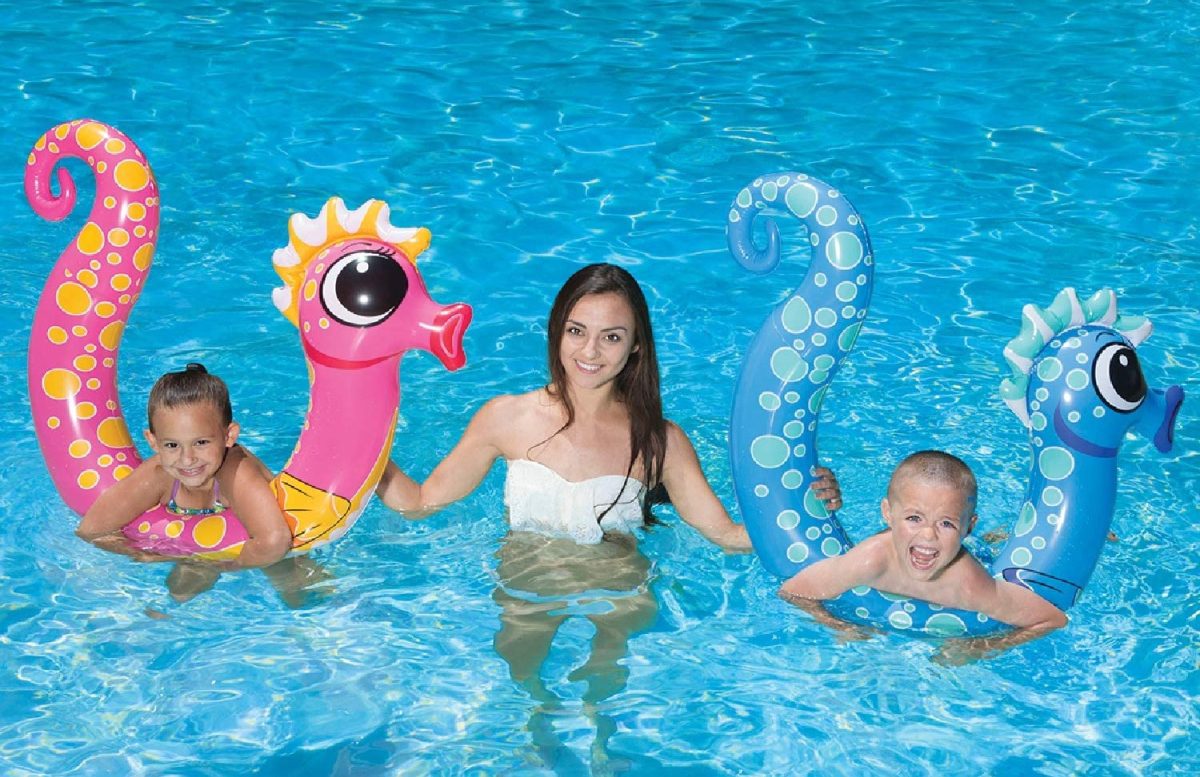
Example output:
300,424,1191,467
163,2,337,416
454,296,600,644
1092,342,1146,412
320,250,409,328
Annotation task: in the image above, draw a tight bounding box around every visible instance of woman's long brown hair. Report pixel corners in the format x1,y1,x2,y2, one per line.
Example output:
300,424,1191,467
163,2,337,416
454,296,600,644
542,263,668,523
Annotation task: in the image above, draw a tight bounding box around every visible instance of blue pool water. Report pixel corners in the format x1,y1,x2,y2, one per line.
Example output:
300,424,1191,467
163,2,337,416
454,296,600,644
3,0,1198,773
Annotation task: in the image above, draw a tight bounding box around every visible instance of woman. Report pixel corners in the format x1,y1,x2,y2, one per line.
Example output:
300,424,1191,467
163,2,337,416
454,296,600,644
378,262,840,762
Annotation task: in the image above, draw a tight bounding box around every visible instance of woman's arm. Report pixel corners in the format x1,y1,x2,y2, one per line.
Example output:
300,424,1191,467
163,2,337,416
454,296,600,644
376,396,509,517
78,457,167,539
661,423,844,552
660,422,751,551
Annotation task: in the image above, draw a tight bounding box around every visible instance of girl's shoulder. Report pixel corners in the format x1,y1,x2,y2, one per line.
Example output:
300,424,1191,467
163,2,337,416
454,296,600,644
228,444,273,478
216,444,273,489
132,454,177,497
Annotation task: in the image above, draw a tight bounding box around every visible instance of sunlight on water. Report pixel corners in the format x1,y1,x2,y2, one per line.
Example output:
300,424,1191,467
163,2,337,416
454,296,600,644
2,0,1197,773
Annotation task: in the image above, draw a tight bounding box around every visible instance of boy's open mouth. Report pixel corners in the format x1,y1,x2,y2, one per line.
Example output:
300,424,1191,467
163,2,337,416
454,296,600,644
910,546,939,571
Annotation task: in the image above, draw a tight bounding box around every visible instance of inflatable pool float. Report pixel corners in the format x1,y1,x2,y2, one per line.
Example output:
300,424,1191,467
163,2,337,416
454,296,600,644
727,172,1183,635
25,119,471,560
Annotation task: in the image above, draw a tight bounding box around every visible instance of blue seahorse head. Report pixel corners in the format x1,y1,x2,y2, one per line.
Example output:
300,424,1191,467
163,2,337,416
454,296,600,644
1000,288,1182,458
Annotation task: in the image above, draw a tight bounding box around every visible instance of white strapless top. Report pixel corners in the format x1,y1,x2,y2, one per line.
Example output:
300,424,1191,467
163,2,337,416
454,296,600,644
504,459,645,545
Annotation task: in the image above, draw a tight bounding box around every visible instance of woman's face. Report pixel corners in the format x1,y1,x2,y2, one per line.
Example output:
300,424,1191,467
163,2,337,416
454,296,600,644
558,292,639,392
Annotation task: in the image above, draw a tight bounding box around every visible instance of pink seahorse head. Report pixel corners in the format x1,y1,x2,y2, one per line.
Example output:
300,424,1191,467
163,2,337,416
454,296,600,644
272,198,470,370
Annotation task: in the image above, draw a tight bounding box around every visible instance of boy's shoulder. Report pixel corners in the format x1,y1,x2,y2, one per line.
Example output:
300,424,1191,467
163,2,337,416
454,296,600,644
842,531,892,576
949,547,1001,593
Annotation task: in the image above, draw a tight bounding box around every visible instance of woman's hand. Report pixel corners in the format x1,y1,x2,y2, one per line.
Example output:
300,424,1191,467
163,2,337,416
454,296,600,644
810,466,843,512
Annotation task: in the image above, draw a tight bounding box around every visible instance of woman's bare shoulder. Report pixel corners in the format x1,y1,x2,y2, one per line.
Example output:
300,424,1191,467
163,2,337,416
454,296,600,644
469,388,560,454
662,418,698,458
476,388,549,422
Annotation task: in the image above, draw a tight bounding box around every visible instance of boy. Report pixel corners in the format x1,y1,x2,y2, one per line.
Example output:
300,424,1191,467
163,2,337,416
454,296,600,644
780,451,1066,648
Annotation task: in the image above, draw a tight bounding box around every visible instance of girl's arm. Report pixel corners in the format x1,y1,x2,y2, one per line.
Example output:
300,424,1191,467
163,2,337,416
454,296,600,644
220,447,292,569
78,457,168,539
376,396,508,517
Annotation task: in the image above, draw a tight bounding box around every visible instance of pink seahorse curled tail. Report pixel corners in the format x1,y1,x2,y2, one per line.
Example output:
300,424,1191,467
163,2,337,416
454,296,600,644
25,120,160,516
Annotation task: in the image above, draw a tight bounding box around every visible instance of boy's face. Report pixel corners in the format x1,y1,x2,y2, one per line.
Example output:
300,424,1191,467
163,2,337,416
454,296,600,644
145,402,238,490
881,475,976,582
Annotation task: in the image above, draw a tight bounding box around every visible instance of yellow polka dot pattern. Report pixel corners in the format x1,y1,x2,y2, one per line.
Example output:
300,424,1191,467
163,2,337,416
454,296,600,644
25,120,160,516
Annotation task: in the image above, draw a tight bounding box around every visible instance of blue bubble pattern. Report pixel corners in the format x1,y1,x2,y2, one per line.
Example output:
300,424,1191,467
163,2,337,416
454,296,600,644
729,177,1185,636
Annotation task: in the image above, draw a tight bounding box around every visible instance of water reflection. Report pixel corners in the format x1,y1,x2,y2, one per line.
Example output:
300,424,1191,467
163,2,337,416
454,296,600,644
492,530,657,770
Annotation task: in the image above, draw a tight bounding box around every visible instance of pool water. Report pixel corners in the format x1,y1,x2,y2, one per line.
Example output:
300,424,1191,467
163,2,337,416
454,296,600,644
3,1,1198,774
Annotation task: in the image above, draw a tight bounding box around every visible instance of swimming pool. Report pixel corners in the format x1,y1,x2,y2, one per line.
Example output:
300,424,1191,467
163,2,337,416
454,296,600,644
3,0,1198,773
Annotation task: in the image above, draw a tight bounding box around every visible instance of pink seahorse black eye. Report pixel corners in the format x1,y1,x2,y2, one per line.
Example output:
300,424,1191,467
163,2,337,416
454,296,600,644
320,250,409,327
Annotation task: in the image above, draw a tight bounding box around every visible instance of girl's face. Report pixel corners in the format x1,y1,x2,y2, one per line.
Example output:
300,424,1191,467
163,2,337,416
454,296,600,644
145,402,238,490
558,292,639,393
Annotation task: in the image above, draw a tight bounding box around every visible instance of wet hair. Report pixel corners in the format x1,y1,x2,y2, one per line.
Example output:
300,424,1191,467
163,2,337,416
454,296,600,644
542,263,669,524
889,450,977,510
147,363,233,433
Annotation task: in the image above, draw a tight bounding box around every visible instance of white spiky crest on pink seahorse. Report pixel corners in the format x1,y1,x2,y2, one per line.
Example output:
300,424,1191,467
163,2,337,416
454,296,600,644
999,288,1152,427
270,197,430,327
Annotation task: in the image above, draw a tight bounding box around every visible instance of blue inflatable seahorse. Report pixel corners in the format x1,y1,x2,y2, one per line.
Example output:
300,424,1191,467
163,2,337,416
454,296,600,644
728,172,1184,636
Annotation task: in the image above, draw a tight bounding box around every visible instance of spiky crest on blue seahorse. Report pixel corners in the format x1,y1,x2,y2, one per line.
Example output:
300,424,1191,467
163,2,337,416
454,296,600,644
728,173,1184,637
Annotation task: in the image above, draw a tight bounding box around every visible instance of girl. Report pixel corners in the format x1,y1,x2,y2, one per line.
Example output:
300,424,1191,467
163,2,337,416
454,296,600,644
80,364,292,578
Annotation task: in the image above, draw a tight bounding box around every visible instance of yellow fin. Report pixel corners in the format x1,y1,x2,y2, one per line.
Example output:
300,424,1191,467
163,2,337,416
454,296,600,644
272,471,352,550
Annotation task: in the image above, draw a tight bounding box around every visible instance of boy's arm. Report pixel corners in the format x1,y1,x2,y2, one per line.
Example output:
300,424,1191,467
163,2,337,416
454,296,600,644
78,458,166,539
966,571,1068,632
933,620,1062,666
781,594,876,641
934,569,1068,666
779,537,886,601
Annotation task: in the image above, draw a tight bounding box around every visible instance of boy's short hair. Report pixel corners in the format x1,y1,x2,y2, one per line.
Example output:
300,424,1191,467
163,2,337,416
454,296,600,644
889,450,977,509
147,363,233,432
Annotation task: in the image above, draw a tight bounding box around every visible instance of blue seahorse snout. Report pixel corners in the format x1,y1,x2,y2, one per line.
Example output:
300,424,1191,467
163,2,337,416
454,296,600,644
1139,384,1184,453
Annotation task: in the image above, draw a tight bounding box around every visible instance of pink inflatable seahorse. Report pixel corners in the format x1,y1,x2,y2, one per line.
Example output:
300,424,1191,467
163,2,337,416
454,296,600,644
260,196,471,552
26,120,472,559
